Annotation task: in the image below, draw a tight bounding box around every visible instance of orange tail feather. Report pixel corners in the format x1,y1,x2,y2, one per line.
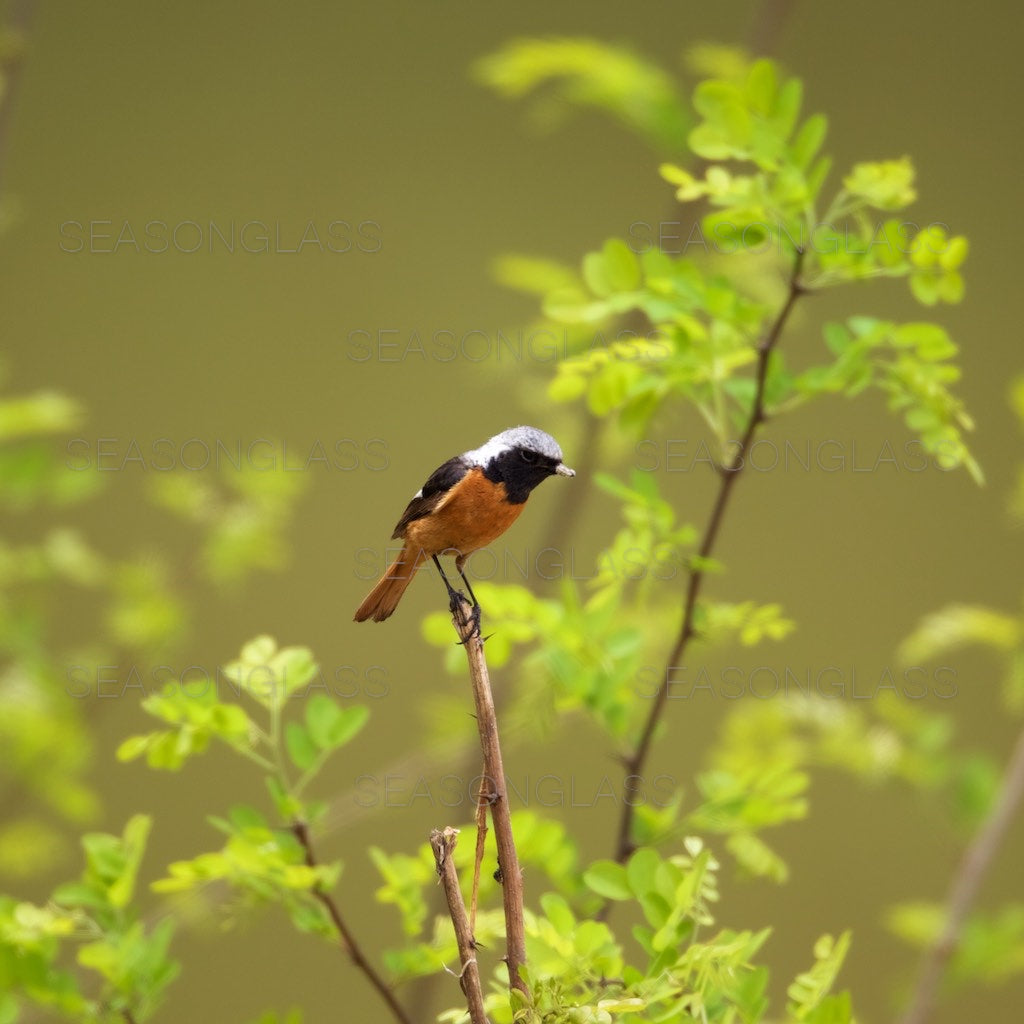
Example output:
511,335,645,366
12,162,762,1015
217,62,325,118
353,546,424,622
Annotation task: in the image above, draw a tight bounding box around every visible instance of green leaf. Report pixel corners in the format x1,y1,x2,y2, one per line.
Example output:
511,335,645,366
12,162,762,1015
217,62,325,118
625,847,661,897
787,931,852,1019
582,239,642,298
80,834,123,888
806,154,833,200
745,59,777,116
240,635,277,663
271,646,319,701
885,901,945,949
305,697,369,751
899,604,1020,664
891,323,957,361
548,369,588,403
789,114,827,169
539,892,576,937
0,391,82,441
583,860,632,901
823,321,852,355
689,80,751,159
116,734,154,763
726,832,789,883
266,775,304,821
77,937,119,980
491,253,580,295
473,37,690,152
601,238,642,292
222,637,318,709
803,992,854,1024
939,235,969,270
285,722,318,772
954,905,1024,985
773,76,803,138
108,814,151,908
843,157,916,210
369,846,432,937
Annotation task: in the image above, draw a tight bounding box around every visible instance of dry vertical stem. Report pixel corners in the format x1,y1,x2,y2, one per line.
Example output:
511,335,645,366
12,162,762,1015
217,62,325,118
430,827,489,1024
897,725,1024,1024
470,768,490,936
450,593,529,1000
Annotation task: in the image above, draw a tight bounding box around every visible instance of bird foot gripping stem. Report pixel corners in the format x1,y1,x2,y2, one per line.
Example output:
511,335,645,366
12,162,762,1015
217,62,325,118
448,589,483,644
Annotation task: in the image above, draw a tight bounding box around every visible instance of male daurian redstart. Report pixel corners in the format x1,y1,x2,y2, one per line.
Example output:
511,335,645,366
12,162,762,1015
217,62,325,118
353,426,575,623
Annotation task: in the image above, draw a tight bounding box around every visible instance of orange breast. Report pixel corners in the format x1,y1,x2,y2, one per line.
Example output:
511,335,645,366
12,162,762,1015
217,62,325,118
404,467,525,559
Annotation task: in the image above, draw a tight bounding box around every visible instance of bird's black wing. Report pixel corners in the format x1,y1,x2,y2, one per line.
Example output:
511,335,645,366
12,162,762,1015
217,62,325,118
390,455,470,539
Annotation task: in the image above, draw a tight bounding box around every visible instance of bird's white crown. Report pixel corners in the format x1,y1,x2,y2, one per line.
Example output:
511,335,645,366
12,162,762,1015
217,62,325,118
465,425,564,466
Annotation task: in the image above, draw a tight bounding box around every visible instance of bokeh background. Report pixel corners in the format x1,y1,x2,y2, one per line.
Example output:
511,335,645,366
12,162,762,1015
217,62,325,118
2,1,1022,1021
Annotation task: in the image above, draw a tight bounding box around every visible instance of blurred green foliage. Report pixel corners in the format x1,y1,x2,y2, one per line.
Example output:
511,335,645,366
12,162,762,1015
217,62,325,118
0,636,375,1019
0,815,178,1022
0,359,308,880
874,379,1024,999
473,38,690,153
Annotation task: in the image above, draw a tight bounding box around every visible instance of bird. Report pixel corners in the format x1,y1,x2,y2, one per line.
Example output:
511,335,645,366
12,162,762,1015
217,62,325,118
353,426,575,623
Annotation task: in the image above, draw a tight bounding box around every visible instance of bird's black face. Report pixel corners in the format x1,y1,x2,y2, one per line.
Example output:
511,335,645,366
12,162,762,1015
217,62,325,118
483,445,568,503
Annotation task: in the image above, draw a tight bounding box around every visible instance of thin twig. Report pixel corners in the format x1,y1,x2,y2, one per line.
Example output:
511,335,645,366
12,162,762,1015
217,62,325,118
470,768,490,936
291,820,414,1024
897,725,1024,1024
748,0,796,57
611,247,807,866
450,595,529,999
0,0,35,199
430,826,489,1024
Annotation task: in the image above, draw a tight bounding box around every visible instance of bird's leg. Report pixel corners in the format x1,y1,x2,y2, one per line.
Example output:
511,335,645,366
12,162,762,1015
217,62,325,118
432,554,463,611
434,554,481,640
456,559,482,637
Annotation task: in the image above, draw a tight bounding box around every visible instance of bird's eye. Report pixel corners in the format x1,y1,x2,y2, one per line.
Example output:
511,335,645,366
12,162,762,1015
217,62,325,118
520,449,537,464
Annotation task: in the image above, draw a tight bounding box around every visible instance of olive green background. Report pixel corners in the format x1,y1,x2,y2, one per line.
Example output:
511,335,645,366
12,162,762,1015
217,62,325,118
3,1,1022,1021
